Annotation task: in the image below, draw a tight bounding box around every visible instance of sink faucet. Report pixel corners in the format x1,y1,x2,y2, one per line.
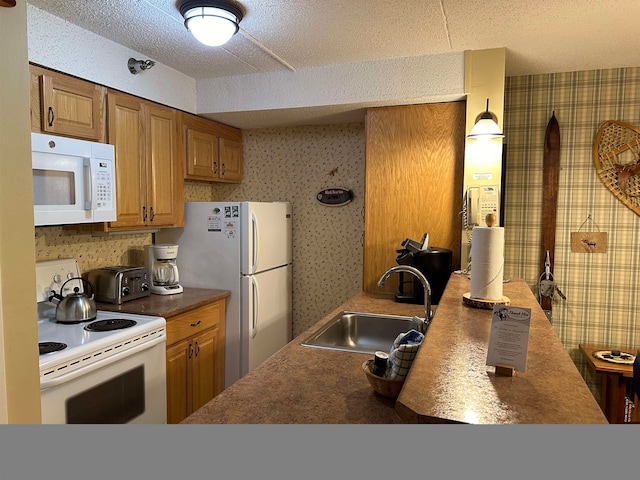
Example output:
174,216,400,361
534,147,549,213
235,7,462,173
377,265,434,325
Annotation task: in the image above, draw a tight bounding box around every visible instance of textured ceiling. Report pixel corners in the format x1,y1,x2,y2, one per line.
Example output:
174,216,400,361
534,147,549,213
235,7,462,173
26,0,640,80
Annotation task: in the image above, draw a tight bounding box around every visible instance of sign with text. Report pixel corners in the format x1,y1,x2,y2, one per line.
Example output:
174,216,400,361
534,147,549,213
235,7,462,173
486,306,531,372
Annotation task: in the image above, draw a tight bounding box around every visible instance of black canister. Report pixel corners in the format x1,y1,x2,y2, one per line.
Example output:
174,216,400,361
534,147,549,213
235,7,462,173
371,351,389,377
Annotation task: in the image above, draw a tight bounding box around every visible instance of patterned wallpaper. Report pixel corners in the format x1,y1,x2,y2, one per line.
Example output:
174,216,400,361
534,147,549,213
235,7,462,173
504,67,640,401
35,124,366,339
34,228,153,273
210,124,366,336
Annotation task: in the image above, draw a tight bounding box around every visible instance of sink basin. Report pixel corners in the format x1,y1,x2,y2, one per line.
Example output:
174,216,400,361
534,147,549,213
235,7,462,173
300,311,421,354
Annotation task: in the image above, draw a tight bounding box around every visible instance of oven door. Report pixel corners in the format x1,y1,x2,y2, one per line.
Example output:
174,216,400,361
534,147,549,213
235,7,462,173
40,337,166,424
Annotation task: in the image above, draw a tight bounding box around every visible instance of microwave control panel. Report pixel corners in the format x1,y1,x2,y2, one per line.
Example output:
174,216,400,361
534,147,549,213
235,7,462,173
93,161,113,210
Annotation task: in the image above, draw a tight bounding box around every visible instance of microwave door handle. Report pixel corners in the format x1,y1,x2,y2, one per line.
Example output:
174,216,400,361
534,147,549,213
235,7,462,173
83,157,94,210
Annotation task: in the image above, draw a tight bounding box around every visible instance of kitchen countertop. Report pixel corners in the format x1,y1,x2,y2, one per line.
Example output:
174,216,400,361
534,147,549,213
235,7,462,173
395,274,607,424
182,274,607,424
96,287,230,318
182,292,427,424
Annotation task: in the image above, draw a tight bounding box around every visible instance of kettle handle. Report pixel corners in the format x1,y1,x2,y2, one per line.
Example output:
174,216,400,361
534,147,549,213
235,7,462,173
48,290,64,303
59,276,95,298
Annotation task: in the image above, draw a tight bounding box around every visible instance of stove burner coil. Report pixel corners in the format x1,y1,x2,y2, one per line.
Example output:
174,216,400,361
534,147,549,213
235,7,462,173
84,319,137,332
39,342,67,355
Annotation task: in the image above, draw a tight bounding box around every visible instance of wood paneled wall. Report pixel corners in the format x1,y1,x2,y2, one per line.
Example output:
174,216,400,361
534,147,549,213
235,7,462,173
363,102,466,293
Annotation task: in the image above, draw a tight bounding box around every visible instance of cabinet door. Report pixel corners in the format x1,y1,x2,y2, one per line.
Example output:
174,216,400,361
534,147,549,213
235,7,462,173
186,128,219,180
146,105,184,228
218,137,242,183
166,338,192,424
106,92,147,228
181,112,242,183
39,71,105,141
191,326,225,413
165,300,226,423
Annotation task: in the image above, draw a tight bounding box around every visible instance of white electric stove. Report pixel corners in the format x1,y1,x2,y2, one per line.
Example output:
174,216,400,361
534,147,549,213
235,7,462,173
36,258,167,424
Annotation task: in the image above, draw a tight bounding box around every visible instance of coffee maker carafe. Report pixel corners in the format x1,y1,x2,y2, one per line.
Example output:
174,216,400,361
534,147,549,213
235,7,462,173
148,244,183,295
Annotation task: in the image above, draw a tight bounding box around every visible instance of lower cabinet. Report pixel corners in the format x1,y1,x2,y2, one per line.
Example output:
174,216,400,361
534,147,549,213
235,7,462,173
165,300,225,424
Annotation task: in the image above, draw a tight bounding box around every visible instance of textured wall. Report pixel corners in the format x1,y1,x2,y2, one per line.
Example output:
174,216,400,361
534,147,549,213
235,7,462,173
211,124,366,336
504,67,640,401
34,228,153,274
27,5,196,113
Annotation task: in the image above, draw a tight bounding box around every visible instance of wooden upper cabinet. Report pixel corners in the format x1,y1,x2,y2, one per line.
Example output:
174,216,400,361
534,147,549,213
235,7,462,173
30,65,105,142
106,90,184,231
181,112,242,183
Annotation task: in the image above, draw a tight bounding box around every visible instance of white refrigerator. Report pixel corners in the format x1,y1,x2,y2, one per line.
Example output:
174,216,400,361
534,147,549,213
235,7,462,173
156,201,292,388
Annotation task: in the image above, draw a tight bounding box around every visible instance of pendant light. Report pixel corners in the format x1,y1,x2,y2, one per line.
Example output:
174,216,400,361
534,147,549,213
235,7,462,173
467,98,504,139
179,0,244,47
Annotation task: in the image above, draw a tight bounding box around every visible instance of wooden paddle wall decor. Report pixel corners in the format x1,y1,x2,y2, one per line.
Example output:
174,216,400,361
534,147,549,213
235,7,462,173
594,120,640,216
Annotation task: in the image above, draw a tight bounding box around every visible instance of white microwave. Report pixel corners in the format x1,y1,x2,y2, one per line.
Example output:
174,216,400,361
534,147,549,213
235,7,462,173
32,132,117,226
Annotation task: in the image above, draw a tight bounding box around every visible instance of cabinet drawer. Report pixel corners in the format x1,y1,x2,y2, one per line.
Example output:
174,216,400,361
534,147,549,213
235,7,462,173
166,301,224,346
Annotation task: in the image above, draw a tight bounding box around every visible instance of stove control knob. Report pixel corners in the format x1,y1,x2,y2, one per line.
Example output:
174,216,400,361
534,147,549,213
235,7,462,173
141,283,149,291
122,286,130,296
53,274,62,283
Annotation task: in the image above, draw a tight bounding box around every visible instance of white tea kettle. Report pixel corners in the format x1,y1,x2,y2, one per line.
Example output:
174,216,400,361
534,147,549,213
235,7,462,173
48,277,97,323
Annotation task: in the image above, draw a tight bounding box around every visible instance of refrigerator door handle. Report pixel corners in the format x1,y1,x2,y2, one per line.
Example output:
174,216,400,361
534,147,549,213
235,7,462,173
251,212,259,274
251,276,259,339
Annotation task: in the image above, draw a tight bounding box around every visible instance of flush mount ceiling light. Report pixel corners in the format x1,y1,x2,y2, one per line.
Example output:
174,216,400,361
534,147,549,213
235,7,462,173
467,98,505,139
179,0,244,47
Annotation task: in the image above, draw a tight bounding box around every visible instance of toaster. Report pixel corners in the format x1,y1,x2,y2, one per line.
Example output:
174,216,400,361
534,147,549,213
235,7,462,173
88,266,150,304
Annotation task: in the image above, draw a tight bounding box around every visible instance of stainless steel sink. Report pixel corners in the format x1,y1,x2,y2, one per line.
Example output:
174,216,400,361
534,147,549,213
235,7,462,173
300,311,421,354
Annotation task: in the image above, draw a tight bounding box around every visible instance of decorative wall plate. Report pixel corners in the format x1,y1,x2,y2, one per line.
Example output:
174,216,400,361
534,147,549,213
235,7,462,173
594,120,640,216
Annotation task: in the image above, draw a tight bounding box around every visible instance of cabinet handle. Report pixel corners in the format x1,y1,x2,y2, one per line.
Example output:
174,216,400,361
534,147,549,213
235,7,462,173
190,320,201,327
142,206,147,222
221,163,226,176
149,206,155,222
189,343,194,359
214,163,218,174
195,341,200,357
48,107,55,127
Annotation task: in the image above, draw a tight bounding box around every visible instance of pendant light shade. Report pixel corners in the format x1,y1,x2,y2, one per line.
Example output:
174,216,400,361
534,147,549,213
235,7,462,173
179,0,244,47
467,98,504,139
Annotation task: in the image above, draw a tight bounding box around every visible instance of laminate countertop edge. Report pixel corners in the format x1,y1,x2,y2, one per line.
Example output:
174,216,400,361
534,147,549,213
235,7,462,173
96,287,231,318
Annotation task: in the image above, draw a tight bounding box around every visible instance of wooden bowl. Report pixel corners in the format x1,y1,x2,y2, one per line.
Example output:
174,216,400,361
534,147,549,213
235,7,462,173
362,359,405,399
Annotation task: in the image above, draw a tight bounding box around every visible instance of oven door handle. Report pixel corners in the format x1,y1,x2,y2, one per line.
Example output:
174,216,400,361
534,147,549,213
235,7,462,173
39,335,166,390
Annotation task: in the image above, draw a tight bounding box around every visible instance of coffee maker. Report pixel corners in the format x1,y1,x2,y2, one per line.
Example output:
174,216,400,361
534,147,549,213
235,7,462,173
147,244,183,295
394,235,452,305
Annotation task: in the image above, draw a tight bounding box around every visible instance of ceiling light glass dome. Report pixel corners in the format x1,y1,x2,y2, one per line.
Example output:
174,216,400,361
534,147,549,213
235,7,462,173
180,1,244,47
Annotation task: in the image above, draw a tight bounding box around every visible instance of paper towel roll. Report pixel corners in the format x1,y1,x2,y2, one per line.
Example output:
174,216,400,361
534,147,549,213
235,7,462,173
470,227,504,300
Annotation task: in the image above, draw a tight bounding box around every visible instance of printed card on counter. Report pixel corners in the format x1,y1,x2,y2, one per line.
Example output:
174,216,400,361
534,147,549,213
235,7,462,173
485,306,531,372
